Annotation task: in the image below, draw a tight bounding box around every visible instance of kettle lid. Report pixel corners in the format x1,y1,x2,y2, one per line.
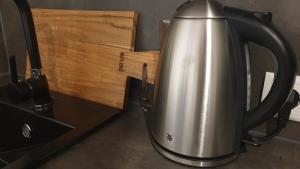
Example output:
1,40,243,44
174,0,225,19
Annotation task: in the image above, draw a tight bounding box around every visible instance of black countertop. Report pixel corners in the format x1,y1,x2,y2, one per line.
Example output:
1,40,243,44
1,92,122,169
38,101,300,169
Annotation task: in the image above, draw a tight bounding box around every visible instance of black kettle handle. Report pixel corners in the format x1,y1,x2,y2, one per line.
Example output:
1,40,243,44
225,7,297,131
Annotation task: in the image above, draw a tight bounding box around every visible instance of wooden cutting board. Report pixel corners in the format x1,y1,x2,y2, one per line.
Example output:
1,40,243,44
26,9,160,109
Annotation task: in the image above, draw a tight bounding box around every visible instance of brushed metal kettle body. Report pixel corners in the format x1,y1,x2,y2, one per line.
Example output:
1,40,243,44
147,0,297,167
153,18,243,158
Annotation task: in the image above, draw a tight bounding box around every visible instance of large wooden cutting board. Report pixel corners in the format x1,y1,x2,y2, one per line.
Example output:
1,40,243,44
26,9,159,109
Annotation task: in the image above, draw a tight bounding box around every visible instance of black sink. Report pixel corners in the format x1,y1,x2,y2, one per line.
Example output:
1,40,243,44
0,92,121,169
0,101,74,164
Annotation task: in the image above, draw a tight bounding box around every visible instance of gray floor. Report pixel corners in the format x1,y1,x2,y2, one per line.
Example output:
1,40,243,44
40,102,300,169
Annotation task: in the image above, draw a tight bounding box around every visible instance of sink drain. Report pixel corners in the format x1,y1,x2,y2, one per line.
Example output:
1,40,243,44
21,124,32,139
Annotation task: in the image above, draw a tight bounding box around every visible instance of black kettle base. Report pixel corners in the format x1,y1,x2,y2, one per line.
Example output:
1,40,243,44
151,138,239,168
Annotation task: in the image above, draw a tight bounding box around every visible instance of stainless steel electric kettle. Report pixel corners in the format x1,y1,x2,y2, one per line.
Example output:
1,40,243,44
141,0,298,167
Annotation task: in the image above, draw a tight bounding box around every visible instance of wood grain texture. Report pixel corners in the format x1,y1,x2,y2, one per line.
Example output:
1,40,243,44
32,9,138,50
122,51,159,84
26,9,159,109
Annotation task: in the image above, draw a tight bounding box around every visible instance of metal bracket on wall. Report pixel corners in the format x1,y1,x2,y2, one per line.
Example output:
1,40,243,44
140,63,152,113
